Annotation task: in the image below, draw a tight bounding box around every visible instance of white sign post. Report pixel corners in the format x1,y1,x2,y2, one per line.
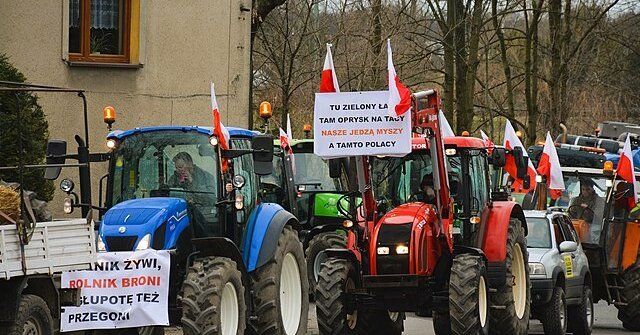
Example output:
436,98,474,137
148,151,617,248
314,91,411,158
60,249,171,332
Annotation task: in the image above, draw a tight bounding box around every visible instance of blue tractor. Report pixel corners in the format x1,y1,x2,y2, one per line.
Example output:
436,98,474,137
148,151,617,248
88,124,308,335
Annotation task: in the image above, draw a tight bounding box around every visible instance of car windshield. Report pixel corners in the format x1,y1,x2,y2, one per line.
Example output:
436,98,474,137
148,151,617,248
526,218,552,248
293,152,340,191
110,131,219,228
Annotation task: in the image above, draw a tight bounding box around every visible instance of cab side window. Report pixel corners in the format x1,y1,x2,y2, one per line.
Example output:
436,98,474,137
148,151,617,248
230,139,257,213
469,152,489,212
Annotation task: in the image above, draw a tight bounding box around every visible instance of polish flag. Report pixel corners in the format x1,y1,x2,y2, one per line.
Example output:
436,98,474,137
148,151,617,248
387,39,412,117
279,128,292,155
319,44,340,93
503,120,537,192
617,136,638,206
536,132,565,199
211,82,230,150
480,130,494,154
439,110,455,137
284,114,296,173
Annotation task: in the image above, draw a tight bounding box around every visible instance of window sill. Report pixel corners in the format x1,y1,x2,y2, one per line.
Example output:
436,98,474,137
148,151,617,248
65,61,143,69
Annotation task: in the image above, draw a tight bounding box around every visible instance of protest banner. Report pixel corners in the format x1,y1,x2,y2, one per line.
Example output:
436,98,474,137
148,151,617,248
60,249,170,331
314,91,411,157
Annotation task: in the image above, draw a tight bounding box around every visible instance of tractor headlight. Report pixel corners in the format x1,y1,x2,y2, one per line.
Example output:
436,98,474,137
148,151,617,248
106,138,117,150
63,197,74,214
395,244,409,255
135,234,151,250
97,236,106,252
377,247,390,255
529,262,546,275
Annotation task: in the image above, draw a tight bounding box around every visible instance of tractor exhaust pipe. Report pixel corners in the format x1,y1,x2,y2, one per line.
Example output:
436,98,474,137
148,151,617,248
560,123,568,143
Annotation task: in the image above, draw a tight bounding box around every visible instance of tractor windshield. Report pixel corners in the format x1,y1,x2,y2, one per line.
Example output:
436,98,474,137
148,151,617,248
109,131,219,227
372,153,434,207
293,152,341,191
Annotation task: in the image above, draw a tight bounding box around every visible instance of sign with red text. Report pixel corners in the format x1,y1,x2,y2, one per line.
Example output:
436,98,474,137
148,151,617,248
314,91,411,157
60,249,170,331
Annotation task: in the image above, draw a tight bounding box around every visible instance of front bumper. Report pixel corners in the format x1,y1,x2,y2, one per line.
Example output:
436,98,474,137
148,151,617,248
530,278,554,305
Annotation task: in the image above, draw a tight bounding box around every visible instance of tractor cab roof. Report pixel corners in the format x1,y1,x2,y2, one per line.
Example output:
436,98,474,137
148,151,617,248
107,125,258,140
411,136,486,150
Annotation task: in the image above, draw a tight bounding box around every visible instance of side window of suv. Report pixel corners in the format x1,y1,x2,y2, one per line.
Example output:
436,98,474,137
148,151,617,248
556,215,576,243
562,215,580,244
552,217,566,247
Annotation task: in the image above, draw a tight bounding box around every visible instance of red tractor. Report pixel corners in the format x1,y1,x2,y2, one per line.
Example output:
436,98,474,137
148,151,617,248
315,90,532,334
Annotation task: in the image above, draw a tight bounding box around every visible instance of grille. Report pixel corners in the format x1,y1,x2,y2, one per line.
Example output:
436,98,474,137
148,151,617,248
376,223,412,275
105,236,138,251
153,223,167,249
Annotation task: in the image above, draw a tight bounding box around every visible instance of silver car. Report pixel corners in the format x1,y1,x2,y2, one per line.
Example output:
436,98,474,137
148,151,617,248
526,209,594,335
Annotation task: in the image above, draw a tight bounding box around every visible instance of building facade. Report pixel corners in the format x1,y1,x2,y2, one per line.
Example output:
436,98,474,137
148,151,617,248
0,0,252,215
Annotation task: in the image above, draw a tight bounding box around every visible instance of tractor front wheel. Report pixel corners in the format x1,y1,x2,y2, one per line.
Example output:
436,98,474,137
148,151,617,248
316,258,360,334
440,254,489,335
249,226,309,335
180,256,246,335
617,266,640,331
306,231,347,297
489,218,530,335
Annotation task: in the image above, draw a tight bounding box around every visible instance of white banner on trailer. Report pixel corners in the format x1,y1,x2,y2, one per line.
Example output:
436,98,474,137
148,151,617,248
60,249,170,331
314,91,411,158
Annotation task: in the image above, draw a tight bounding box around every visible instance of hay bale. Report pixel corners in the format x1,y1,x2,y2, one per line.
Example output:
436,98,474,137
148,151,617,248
0,185,20,224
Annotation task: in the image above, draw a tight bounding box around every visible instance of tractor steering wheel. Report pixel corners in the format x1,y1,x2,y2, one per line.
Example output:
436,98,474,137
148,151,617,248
568,205,595,222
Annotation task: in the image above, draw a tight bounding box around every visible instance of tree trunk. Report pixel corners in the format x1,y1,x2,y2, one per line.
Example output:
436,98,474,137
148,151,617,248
369,0,383,90
443,0,456,123
492,0,515,119
453,0,469,134
462,0,484,133
525,0,543,145
547,0,562,132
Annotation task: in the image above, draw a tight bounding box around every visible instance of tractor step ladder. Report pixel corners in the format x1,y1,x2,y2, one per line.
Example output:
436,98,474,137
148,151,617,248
604,273,627,306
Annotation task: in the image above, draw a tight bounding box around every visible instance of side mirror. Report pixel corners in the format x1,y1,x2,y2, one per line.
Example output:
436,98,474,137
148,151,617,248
512,147,528,180
45,140,67,180
559,240,578,253
329,159,342,179
491,148,507,168
252,135,274,176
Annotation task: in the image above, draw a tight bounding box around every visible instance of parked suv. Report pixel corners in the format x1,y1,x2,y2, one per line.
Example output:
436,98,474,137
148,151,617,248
526,209,594,335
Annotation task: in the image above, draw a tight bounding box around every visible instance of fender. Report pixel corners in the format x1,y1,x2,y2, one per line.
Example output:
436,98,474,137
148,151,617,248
479,201,527,263
242,203,298,272
453,245,488,263
302,224,347,249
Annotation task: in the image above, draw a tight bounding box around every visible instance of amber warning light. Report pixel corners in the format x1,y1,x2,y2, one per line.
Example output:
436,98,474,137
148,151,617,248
259,101,272,120
103,106,116,130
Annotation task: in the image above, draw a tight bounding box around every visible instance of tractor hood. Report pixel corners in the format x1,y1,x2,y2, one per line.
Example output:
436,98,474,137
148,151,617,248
100,198,188,251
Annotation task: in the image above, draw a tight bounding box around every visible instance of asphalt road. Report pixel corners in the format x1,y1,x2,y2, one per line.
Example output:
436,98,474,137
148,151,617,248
166,301,626,334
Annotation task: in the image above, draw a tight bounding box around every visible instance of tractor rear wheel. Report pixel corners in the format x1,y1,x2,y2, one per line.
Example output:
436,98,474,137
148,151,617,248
447,254,489,335
249,226,309,335
617,266,640,331
306,231,347,297
316,258,360,335
181,256,246,335
0,294,53,335
540,286,567,335
488,218,530,335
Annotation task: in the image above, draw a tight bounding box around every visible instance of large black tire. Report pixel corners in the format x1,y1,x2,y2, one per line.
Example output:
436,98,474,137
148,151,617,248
316,258,359,335
432,311,450,335
449,254,489,335
92,327,165,335
305,231,347,296
540,287,567,335
568,285,593,335
249,226,309,335
0,294,53,335
488,218,530,335
617,266,640,331
181,256,246,335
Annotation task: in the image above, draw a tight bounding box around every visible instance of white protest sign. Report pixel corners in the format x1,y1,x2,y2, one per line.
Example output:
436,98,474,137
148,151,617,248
60,249,170,331
314,91,411,157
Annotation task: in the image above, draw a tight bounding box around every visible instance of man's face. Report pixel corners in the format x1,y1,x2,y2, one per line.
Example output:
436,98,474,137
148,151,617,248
580,184,594,197
175,159,193,179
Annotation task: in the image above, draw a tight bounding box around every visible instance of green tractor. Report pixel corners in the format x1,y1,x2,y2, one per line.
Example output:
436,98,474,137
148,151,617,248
265,138,354,293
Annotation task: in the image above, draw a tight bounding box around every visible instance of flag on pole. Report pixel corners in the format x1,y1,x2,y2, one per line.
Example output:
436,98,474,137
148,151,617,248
480,130,494,154
284,114,296,173
618,136,638,206
387,39,412,117
439,110,455,137
319,44,340,93
503,120,537,192
537,132,565,199
211,82,230,172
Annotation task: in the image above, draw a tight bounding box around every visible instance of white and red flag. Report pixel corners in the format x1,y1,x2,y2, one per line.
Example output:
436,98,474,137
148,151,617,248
503,120,537,192
439,110,455,137
211,82,230,172
536,132,565,199
387,39,412,117
319,44,340,93
480,130,494,147
281,114,296,173
617,136,638,206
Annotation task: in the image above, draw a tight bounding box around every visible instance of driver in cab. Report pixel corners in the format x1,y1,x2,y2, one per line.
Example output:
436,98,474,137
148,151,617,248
569,178,604,242
169,152,215,192
412,174,436,205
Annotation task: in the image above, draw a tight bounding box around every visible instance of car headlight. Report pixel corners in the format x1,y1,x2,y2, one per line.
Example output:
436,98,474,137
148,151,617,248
529,262,546,275
135,234,152,250
97,236,106,252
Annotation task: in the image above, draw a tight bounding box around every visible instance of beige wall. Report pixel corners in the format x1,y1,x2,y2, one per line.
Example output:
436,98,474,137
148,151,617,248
0,0,252,216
